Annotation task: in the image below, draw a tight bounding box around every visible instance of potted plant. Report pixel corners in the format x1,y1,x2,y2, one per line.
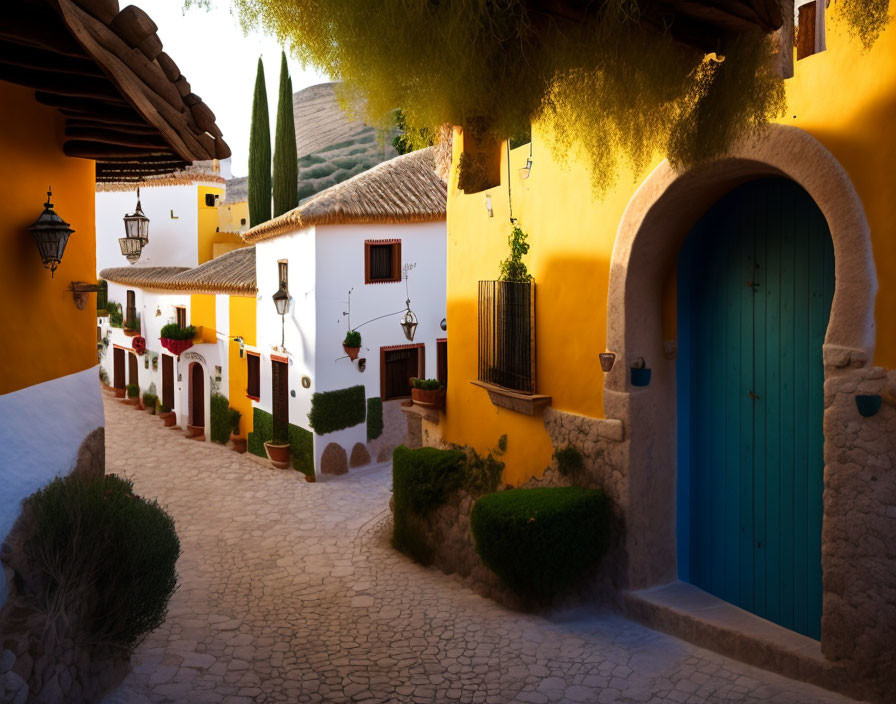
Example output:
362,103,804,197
125,384,139,405
123,313,141,337
264,428,291,469
343,330,361,361
229,408,246,453
630,357,651,387
410,377,446,409
160,323,196,356
159,403,177,427
142,392,158,414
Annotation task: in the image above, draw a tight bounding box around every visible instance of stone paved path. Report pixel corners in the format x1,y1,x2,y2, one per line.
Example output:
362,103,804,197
100,396,854,704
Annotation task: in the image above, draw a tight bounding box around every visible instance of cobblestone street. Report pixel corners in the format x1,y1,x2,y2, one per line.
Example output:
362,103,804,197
101,396,854,704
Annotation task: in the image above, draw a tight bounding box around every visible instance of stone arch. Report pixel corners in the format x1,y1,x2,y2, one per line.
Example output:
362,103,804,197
603,124,875,591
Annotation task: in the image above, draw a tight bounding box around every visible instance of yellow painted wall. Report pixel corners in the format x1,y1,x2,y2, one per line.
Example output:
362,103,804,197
197,185,243,264
228,295,257,436
0,81,96,395
189,294,218,343
217,199,249,235
443,10,896,484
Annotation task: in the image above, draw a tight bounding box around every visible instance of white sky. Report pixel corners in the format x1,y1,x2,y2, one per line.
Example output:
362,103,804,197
129,0,330,177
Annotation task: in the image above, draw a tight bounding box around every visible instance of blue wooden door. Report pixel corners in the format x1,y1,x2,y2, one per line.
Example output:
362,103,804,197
677,178,834,639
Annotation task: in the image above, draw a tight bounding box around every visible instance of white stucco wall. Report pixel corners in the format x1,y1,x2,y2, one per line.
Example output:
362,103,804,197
95,185,200,273
254,228,317,435
0,366,104,605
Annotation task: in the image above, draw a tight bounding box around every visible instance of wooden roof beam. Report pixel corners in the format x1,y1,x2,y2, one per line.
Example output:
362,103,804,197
64,124,170,149
63,139,176,159
0,63,123,101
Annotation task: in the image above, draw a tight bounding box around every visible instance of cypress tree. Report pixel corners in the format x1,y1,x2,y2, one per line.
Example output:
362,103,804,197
273,51,298,217
248,57,271,227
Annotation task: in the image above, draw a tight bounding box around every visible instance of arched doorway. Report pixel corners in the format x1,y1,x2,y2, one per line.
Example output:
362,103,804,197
189,362,205,429
604,125,875,645
677,177,833,639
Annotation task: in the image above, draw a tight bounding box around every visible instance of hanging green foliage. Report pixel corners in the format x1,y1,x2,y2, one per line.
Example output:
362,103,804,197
249,57,271,226
211,0,888,195
499,225,533,283
273,51,299,217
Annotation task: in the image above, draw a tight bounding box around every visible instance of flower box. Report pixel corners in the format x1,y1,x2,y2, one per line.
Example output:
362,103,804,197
160,337,193,356
123,328,140,337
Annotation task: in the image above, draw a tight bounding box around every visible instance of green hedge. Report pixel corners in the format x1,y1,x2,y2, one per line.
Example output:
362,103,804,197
392,445,466,563
307,385,365,434
471,487,611,599
289,423,314,476
248,407,272,457
210,393,231,444
26,474,179,649
248,407,314,476
159,323,196,340
367,397,383,441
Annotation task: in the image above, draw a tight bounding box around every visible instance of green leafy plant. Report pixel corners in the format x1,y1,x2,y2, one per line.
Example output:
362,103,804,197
554,444,585,477
96,280,108,312
499,225,533,283
471,487,611,599
125,312,141,332
126,384,139,398
229,407,242,435
107,302,123,328
392,445,467,563
210,393,231,444
410,377,441,390
159,403,172,414
160,323,196,340
343,330,362,348
142,392,158,409
24,474,179,650
367,397,383,441
249,56,272,226
247,408,313,475
98,367,109,385
308,385,366,434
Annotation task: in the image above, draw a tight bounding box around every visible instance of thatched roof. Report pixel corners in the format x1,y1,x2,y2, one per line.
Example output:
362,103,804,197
167,246,256,296
100,246,256,296
99,266,190,289
0,0,230,182
243,147,446,244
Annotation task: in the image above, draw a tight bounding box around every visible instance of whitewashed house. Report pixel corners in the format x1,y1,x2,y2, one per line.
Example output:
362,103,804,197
242,147,447,477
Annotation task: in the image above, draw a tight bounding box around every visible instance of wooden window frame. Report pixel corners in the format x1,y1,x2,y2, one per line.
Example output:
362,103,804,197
126,289,136,329
380,342,425,401
436,337,448,387
364,239,401,284
246,351,261,400
175,306,187,329
796,0,826,61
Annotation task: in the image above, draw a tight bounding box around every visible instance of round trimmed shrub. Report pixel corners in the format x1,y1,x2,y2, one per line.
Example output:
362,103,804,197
24,474,179,650
471,487,611,599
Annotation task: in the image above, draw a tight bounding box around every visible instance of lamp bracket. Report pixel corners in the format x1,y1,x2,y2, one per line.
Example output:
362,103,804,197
68,281,103,310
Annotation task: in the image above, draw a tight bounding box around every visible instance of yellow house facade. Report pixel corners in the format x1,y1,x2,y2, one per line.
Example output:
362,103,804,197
437,7,895,701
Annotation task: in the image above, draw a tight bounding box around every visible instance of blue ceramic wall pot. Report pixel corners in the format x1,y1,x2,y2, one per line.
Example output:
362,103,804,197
631,367,651,387
855,394,882,418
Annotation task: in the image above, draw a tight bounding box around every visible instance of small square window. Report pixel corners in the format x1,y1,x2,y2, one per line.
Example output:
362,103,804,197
364,240,401,283
205,193,217,207
246,352,260,399
175,306,187,329
240,218,247,226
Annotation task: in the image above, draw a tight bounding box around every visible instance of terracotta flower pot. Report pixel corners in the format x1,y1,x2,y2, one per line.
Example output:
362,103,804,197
343,345,360,361
231,433,247,454
160,412,177,427
186,424,204,438
114,387,126,398
264,441,291,469
411,387,446,410
123,328,140,337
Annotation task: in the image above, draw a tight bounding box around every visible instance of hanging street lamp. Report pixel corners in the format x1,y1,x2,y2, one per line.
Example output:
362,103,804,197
400,305,418,341
119,187,150,264
28,188,74,277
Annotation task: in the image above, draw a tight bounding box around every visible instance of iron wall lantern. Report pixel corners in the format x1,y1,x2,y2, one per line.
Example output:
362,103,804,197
272,284,290,316
119,188,150,264
28,188,74,277
440,317,447,332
